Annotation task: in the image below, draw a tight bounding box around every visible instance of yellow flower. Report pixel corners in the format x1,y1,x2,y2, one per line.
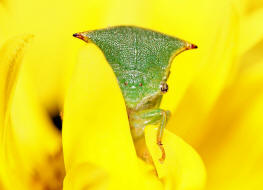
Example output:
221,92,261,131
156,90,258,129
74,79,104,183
0,0,263,190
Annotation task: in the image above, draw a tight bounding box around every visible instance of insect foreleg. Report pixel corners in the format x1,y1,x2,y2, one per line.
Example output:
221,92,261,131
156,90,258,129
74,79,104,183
130,109,171,162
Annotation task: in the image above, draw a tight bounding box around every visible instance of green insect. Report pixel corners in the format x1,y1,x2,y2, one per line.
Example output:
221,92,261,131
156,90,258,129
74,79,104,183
73,26,197,163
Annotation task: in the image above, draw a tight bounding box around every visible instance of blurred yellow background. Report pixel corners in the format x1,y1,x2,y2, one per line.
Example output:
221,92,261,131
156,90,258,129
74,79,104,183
0,0,263,189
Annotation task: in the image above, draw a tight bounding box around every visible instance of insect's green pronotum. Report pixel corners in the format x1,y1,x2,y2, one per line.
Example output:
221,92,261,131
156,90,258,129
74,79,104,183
73,26,197,163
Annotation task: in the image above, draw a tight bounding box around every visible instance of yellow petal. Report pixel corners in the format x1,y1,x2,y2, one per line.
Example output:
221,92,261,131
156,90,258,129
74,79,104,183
6,68,64,189
103,0,146,26
0,37,34,189
0,35,64,189
0,35,33,189
167,3,240,145
239,8,263,55
148,0,239,113
151,0,226,111
145,126,206,190
0,34,33,122
243,0,263,14
63,44,163,190
196,58,263,190
3,0,113,110
63,163,109,190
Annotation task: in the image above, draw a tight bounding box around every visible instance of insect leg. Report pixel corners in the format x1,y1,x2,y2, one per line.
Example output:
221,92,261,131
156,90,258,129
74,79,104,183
130,109,170,162
156,110,170,163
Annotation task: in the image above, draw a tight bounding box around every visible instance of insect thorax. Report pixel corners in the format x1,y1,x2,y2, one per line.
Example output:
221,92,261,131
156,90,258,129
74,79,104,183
80,26,190,109
112,65,165,110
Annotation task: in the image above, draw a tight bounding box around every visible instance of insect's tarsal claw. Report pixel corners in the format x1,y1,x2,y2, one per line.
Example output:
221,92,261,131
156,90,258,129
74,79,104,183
157,142,166,163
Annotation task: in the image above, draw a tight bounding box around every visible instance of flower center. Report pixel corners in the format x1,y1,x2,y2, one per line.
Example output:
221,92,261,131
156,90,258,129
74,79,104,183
50,111,62,131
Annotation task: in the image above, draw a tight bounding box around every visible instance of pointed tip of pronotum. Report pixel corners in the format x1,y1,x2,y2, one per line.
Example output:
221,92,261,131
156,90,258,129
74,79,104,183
186,42,198,50
73,33,85,40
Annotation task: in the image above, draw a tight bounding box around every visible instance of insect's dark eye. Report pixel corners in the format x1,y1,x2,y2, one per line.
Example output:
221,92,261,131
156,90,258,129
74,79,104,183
160,83,168,93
